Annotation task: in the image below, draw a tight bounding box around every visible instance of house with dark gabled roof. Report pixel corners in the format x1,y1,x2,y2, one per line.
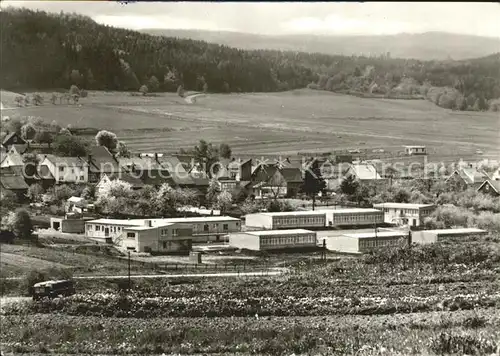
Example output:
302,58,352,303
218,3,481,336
84,146,124,183
0,166,29,198
477,179,500,197
2,132,26,149
251,161,304,198
445,167,491,191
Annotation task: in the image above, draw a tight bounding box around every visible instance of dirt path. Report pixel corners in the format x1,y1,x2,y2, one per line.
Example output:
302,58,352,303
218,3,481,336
184,93,206,104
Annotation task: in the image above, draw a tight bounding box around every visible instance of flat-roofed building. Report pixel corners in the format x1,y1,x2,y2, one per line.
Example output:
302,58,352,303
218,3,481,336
245,211,326,230
373,203,436,227
318,208,384,227
324,230,409,254
404,145,427,156
412,228,488,245
85,216,241,244
147,216,241,243
229,229,316,251
85,218,192,253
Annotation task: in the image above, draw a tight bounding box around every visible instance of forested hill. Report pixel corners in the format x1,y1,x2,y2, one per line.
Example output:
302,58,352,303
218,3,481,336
144,29,500,61
1,8,500,112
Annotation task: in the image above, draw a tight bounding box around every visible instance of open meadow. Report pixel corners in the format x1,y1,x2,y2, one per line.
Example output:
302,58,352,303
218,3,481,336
2,89,499,162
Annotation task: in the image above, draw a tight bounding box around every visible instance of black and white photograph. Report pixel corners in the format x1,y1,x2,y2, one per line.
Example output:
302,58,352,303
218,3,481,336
0,1,499,355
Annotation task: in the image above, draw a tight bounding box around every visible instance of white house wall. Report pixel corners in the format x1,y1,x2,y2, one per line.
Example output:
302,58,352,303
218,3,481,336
325,235,360,253
245,214,274,229
412,231,438,245
229,233,261,250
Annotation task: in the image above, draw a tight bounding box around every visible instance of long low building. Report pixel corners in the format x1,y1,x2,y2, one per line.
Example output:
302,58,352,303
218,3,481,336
229,229,317,251
245,208,384,230
324,230,409,254
245,211,326,230
373,203,436,227
85,216,241,243
318,208,384,227
412,228,488,245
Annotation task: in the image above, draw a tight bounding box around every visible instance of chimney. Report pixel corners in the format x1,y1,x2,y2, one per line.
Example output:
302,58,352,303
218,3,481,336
155,152,158,163
87,154,92,164
144,219,152,227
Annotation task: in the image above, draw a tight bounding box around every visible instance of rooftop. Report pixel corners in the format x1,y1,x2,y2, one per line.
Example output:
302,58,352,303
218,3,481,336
244,229,315,236
422,228,487,235
317,208,382,214
124,223,173,231
343,231,408,239
258,211,326,216
373,203,435,209
87,216,241,226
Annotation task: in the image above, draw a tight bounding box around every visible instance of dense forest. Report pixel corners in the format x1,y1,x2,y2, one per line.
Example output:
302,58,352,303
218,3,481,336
1,8,500,111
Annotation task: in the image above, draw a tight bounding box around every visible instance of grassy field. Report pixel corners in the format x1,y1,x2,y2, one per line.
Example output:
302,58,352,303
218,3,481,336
0,243,151,279
1,237,500,355
2,89,498,162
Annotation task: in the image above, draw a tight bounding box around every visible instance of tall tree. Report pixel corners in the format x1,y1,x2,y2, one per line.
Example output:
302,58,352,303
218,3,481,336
194,140,220,178
219,143,232,159
53,134,88,157
301,159,326,210
95,130,118,151
20,123,36,141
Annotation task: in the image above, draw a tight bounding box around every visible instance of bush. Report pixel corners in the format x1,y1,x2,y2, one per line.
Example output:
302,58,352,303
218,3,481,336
430,331,498,355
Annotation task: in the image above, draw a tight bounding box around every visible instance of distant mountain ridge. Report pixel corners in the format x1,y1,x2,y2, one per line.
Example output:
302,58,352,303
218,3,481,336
142,29,500,61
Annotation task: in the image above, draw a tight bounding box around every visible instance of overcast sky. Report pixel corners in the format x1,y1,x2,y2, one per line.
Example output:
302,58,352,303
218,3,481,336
2,1,499,37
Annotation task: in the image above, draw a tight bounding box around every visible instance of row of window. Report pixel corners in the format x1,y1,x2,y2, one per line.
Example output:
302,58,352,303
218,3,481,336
160,228,178,236
87,224,123,233
58,167,84,173
192,223,232,232
59,176,85,181
261,235,315,246
383,208,419,215
333,214,382,223
359,238,401,248
274,217,324,225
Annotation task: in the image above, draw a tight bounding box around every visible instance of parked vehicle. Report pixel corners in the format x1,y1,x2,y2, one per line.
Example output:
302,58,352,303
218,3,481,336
32,280,75,301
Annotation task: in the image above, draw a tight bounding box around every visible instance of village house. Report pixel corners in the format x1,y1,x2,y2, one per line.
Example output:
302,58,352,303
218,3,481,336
158,155,210,196
0,145,25,168
346,163,385,182
404,145,427,156
373,203,436,227
85,146,124,183
39,155,89,184
477,179,500,197
0,166,29,198
96,172,144,195
492,167,500,181
445,167,491,190
119,154,178,187
1,132,26,149
251,163,304,198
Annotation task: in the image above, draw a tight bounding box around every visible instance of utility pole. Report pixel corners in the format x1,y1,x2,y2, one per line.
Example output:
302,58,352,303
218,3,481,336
127,251,131,291
321,239,326,262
